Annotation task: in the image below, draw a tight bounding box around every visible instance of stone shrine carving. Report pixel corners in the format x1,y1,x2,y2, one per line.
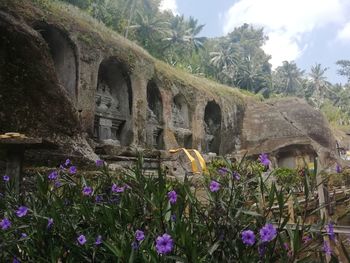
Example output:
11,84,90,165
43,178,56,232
172,104,186,128
204,122,214,151
147,107,163,149
94,81,125,143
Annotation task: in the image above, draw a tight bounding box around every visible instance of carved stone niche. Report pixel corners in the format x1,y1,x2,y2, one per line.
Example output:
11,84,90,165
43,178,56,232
94,58,132,146
204,101,222,154
275,144,316,169
172,94,192,148
146,81,164,149
34,22,78,101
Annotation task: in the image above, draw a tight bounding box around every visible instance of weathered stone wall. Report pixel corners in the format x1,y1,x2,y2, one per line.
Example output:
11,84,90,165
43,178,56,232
0,0,338,169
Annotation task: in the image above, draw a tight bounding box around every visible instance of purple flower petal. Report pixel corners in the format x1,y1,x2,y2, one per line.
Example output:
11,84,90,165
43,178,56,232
111,184,125,193
0,218,11,230
95,235,102,245
135,230,145,242
47,218,54,229
64,159,71,167
48,171,58,181
167,190,177,204
82,186,93,196
16,206,28,217
218,167,229,175
77,234,86,245
232,171,241,180
259,153,271,167
259,223,277,242
155,233,173,254
96,159,104,167
3,175,9,182
69,166,77,174
241,230,255,246
209,180,221,192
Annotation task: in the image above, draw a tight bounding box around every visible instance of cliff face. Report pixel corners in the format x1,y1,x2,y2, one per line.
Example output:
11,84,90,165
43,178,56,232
0,0,337,168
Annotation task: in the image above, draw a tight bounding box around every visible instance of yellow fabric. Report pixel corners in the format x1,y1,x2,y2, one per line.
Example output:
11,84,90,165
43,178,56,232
191,149,207,172
169,148,198,173
169,148,206,173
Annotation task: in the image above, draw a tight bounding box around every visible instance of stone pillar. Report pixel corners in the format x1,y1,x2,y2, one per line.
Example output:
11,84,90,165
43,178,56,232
130,75,147,146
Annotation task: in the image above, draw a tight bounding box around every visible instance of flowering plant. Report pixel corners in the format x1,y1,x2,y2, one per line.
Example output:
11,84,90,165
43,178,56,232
0,156,345,262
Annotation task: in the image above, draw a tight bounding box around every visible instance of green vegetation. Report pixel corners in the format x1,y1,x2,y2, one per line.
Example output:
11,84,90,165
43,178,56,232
0,157,345,262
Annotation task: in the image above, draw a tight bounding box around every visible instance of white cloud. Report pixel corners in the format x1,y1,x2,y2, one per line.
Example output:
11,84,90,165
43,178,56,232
159,0,179,16
222,0,349,68
337,22,350,42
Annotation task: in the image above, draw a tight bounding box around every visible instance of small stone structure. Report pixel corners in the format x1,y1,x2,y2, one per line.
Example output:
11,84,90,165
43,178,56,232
94,58,133,146
0,1,339,172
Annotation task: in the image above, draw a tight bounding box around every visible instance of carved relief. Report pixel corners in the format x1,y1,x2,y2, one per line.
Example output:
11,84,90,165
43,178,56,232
146,81,164,149
204,101,221,154
172,94,192,148
94,59,131,146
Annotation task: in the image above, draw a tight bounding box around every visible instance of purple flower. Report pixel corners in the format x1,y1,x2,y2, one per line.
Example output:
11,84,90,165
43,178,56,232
218,167,229,175
131,241,139,250
20,233,27,239
54,180,62,188
77,234,87,245
48,171,58,180
167,190,177,204
95,235,102,245
16,206,28,217
64,159,71,167
232,171,241,180
209,180,221,192
82,186,93,196
302,235,312,244
241,230,255,246
259,223,277,242
96,159,104,167
47,218,54,229
326,223,335,241
170,214,176,222
0,218,11,230
95,195,103,203
259,153,271,167
69,166,77,174
336,164,342,174
323,241,331,256
13,257,20,263
3,175,9,182
258,243,266,257
112,184,125,193
135,230,145,242
155,233,174,254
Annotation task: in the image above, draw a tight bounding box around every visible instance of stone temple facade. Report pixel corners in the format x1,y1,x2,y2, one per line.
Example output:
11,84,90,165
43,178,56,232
0,0,339,173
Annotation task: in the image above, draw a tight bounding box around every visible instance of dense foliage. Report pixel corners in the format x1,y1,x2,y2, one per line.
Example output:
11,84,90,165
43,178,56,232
0,156,345,262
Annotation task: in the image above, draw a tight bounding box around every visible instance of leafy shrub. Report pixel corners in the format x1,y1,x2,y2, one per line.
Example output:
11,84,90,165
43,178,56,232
0,155,342,262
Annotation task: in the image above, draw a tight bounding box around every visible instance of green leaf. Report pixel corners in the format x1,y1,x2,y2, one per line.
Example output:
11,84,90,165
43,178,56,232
208,240,221,256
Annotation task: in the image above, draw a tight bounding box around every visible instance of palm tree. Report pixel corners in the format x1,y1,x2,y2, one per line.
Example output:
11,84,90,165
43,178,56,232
162,15,205,53
274,61,304,95
130,11,169,46
308,63,331,108
124,0,156,39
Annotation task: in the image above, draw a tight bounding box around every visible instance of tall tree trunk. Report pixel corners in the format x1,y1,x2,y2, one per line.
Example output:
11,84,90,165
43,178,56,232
125,0,137,39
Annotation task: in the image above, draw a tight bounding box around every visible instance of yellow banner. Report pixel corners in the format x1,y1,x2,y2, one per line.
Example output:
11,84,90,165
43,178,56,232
169,148,207,173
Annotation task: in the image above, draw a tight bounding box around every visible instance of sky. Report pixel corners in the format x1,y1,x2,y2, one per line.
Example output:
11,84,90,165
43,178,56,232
159,0,350,84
